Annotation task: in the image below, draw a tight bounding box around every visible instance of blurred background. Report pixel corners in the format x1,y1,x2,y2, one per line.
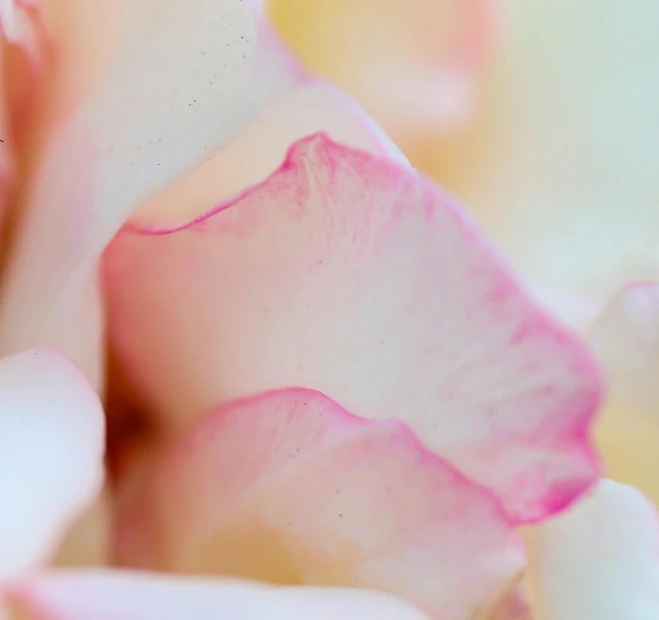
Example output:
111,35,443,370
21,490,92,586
266,0,659,504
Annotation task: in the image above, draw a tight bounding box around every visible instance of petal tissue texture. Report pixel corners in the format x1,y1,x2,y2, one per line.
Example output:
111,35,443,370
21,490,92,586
116,388,524,620
105,134,603,523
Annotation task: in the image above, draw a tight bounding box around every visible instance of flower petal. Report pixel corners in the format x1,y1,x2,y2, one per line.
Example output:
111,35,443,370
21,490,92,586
116,388,523,620
105,133,602,523
587,282,659,414
0,349,105,577
525,479,659,619
0,0,302,384
134,78,408,228
10,570,429,620
0,0,45,70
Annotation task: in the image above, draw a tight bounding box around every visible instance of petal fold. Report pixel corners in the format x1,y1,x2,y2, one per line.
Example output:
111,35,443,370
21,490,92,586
105,133,603,522
116,388,524,620
0,0,302,384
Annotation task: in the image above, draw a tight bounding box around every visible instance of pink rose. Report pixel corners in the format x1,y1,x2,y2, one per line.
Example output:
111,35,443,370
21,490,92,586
0,1,656,619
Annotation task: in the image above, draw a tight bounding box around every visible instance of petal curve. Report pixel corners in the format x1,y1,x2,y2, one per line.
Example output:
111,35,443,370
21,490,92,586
10,570,430,620
116,388,524,620
105,133,603,523
588,282,659,414
0,349,105,577
525,479,659,620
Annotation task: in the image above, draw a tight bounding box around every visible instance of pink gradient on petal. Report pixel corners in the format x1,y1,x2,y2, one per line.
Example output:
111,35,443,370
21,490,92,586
0,0,304,385
105,133,603,524
116,388,524,620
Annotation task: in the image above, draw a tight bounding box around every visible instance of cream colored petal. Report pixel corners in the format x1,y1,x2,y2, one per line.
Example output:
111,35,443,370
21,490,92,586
0,0,301,385
0,350,105,576
526,479,659,620
588,283,659,414
11,571,430,620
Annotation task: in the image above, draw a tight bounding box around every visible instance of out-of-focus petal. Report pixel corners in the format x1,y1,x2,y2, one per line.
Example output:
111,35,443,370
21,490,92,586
430,0,659,302
584,283,659,504
487,586,533,620
529,285,602,334
105,134,602,523
0,0,302,385
0,0,45,70
10,571,430,620
116,388,523,619
587,283,659,414
525,479,659,620
0,349,105,577
268,0,495,144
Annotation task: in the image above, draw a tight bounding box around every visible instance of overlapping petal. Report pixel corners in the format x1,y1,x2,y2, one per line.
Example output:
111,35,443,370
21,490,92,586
105,133,602,523
0,0,303,384
116,388,523,619
10,571,429,620
134,79,408,228
525,479,659,619
0,349,105,577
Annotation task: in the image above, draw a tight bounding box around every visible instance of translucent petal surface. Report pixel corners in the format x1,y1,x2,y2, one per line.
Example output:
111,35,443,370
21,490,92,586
117,388,524,619
0,0,302,384
105,134,603,523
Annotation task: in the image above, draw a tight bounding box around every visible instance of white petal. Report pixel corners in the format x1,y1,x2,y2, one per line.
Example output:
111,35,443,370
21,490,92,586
0,350,105,576
526,479,659,620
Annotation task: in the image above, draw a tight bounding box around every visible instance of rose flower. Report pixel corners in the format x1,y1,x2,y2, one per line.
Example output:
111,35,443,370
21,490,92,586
0,1,656,619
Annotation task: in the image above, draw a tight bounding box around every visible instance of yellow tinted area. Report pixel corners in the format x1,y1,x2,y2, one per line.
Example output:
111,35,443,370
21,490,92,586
595,401,659,505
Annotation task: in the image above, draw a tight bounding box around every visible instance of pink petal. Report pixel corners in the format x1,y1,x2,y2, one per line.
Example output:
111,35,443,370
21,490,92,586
10,570,429,620
105,133,603,523
116,388,523,620
0,349,105,577
587,282,659,414
0,0,302,385
525,480,659,619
